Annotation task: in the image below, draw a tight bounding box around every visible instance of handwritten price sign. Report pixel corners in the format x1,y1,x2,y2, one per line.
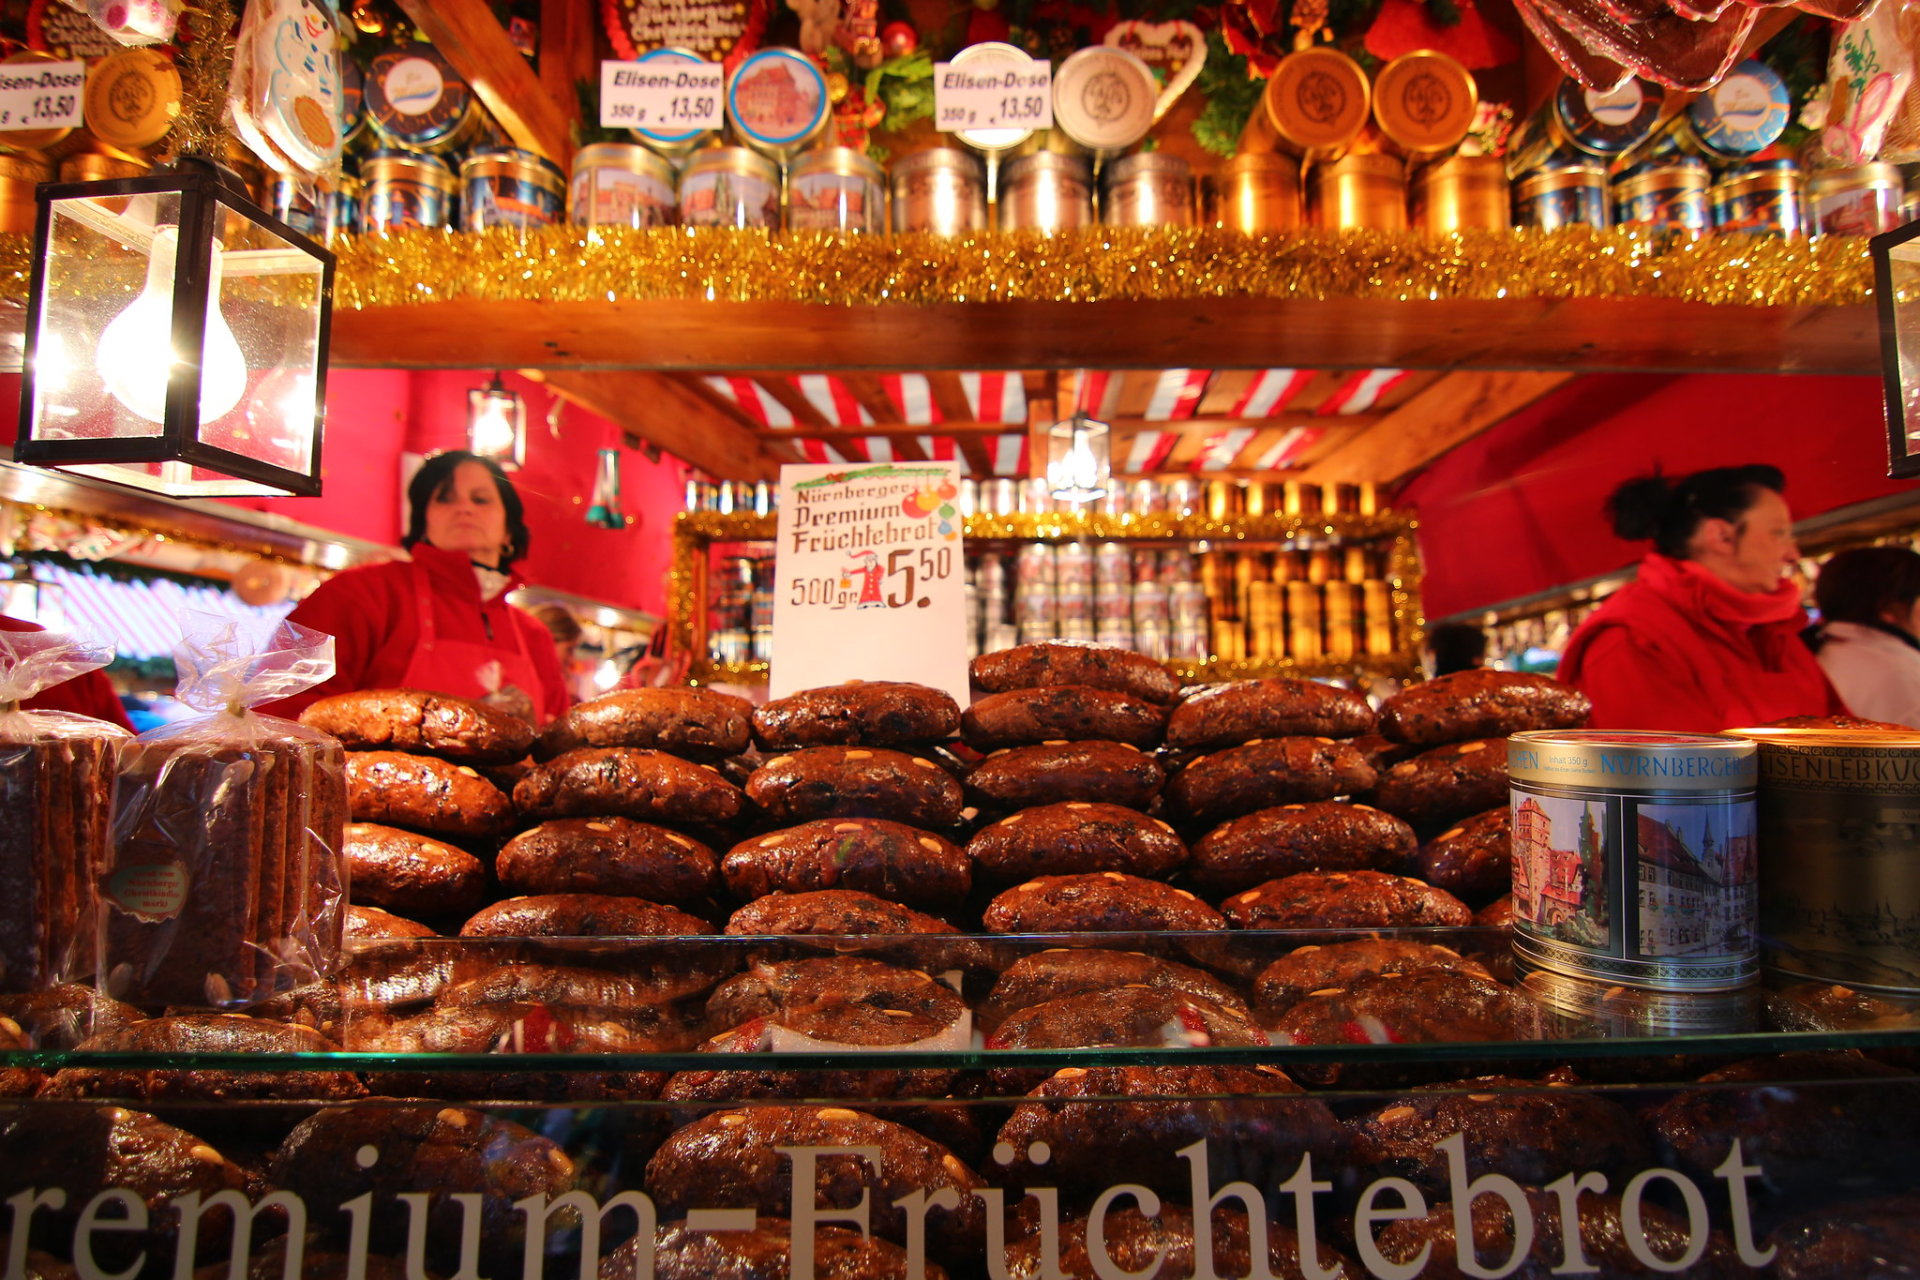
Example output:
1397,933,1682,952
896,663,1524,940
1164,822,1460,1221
599,59,724,132
933,62,1053,133
0,60,83,133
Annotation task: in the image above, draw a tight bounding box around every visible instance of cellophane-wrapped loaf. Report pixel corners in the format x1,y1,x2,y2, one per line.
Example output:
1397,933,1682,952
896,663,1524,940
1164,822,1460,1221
101,619,347,1008
0,629,130,993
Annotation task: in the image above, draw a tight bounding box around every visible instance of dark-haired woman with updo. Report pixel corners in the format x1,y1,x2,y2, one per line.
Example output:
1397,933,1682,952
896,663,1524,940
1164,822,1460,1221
1557,465,1844,732
260,450,568,723
1806,545,1920,728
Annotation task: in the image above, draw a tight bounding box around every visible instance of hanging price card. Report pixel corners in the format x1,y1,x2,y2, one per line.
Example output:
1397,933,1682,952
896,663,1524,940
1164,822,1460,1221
0,59,83,132
599,58,724,131
770,461,970,704
933,60,1053,133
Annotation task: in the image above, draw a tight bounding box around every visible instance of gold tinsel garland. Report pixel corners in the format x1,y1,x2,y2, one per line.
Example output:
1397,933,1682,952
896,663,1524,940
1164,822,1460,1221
0,226,1874,311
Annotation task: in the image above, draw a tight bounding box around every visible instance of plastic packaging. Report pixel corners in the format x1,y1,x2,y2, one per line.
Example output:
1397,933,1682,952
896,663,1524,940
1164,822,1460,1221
0,627,129,993
101,616,347,1008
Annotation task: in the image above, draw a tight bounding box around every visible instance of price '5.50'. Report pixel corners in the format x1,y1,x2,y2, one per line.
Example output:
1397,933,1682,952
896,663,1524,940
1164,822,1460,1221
791,545,955,610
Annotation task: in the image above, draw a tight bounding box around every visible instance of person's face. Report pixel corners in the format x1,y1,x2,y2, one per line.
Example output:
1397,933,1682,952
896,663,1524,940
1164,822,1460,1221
422,460,510,564
1720,489,1798,594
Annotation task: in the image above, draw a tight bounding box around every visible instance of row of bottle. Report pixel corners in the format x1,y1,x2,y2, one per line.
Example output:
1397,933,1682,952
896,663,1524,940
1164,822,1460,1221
683,475,1384,520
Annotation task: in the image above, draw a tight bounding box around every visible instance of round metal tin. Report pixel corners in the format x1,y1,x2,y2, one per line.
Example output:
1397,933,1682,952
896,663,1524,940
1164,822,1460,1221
359,149,457,233
630,47,716,154
1371,49,1478,158
726,47,828,158
1509,729,1759,992
948,42,1040,154
1612,158,1710,234
999,151,1095,231
1684,58,1789,159
1256,47,1371,159
1514,161,1609,229
1711,157,1805,237
1206,152,1302,233
84,47,181,150
787,145,886,232
1051,45,1157,156
570,141,677,228
889,147,987,235
678,146,780,228
461,147,567,231
1101,152,1194,227
366,43,476,153
1727,728,1920,993
1806,163,1904,236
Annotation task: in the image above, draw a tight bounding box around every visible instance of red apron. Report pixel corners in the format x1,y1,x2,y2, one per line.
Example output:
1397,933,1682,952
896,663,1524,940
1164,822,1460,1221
399,560,543,710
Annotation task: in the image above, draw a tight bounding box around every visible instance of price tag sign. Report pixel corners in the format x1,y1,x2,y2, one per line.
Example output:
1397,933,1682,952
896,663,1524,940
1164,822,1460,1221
933,60,1052,133
0,59,83,133
770,461,970,704
599,58,724,132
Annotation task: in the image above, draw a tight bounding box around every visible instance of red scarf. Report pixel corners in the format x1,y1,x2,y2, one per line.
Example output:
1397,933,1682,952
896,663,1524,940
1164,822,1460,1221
1559,554,1842,732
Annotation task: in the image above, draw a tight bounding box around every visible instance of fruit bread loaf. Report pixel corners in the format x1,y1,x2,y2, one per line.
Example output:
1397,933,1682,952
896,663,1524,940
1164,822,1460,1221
1377,669,1590,746
961,686,1168,750
1367,738,1509,829
0,721,121,993
723,889,994,973
1168,737,1376,823
643,1106,986,1261
1165,677,1376,750
1002,1204,1358,1280
969,640,1182,705
300,688,534,764
39,1014,367,1109
985,988,1267,1059
1368,1189,1740,1280
1765,1193,1920,1280
1190,801,1416,895
722,818,970,910
991,1065,1346,1198
1253,938,1495,1020
513,747,746,827
964,739,1165,810
1415,806,1512,903
967,802,1188,884
0,984,140,1050
979,947,1247,1030
344,905,438,939
536,687,754,761
459,893,712,938
744,746,964,828
1220,869,1472,930
438,960,726,1014
1267,971,1528,1085
705,955,966,1044
982,871,1226,936
350,1000,695,1054
752,681,961,749
346,749,513,838
1347,1073,1651,1195
497,817,720,907
343,822,487,918
599,1220,949,1280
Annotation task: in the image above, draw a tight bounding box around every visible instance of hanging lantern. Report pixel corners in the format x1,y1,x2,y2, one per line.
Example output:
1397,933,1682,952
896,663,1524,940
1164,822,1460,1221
1871,218,1920,478
14,155,335,498
1046,412,1112,503
467,372,526,470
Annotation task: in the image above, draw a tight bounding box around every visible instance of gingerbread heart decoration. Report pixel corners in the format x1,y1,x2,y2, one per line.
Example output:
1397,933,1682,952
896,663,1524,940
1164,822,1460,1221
1104,19,1207,122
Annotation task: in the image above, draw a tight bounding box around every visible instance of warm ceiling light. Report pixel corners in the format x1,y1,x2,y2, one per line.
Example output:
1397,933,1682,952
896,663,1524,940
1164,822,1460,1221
468,372,526,470
1047,411,1111,503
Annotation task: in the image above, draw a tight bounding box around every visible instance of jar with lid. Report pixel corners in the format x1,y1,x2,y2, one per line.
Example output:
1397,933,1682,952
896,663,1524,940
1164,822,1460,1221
1410,154,1508,234
1611,158,1710,235
1052,46,1158,160
361,150,458,233
0,154,49,235
1505,76,1664,179
1370,51,1478,161
1806,164,1903,236
787,146,886,233
1310,154,1407,231
1239,47,1371,162
726,48,830,164
1711,158,1806,237
679,147,781,228
1102,153,1194,227
461,148,567,231
1514,161,1609,230
999,152,1094,231
890,149,988,235
1206,153,1302,233
365,43,478,154
570,142,677,228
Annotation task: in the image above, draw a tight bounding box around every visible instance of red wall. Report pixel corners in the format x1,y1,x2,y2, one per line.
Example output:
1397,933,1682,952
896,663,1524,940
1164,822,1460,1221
0,370,682,616
1402,372,1917,619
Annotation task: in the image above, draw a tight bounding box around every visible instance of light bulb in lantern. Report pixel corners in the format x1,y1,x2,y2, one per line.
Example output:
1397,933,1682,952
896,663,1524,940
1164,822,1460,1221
95,225,248,425
470,395,518,458
1047,413,1110,503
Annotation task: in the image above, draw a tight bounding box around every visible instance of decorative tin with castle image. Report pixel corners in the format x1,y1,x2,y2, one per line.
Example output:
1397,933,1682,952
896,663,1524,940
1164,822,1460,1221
1508,730,1759,992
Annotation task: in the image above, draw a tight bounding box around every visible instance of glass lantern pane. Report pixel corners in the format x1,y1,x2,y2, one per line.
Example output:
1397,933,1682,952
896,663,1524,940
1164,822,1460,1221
27,189,182,444
1889,239,1920,462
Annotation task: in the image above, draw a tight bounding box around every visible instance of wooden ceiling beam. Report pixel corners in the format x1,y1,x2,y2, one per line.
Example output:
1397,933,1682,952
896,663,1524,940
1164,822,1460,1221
954,436,995,476
527,369,773,480
926,372,975,424
1299,369,1577,486
393,0,573,164
746,376,835,430
839,373,907,426
535,0,592,134
755,423,1021,440
1197,369,1257,417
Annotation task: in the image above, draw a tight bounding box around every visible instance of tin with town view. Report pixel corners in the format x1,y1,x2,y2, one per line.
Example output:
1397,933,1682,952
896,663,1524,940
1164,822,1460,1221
1507,729,1759,992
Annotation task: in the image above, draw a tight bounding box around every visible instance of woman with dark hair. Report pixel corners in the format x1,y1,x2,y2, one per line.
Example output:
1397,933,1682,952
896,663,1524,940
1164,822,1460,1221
1807,545,1920,728
261,450,568,722
1557,464,1844,732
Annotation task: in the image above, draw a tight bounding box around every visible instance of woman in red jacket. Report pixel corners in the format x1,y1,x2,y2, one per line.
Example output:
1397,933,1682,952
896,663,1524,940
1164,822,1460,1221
1557,464,1845,732
262,451,568,723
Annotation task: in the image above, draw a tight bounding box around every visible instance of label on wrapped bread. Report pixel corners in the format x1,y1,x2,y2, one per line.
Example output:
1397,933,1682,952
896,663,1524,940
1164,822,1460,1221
104,862,189,921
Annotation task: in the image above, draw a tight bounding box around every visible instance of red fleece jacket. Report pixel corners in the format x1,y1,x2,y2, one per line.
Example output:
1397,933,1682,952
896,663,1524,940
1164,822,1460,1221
0,615,134,731
1557,553,1844,733
260,543,568,722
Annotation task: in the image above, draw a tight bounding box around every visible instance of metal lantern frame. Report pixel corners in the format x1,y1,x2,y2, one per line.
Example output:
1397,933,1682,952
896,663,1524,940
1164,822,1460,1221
1870,216,1920,480
14,155,336,498
467,372,528,471
1045,411,1113,504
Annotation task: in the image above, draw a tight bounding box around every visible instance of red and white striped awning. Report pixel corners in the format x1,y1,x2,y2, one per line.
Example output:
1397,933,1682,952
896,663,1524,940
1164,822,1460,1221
30,562,293,662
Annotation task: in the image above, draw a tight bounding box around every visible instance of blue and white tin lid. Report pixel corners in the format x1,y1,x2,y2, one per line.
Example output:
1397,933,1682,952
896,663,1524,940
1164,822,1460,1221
632,47,716,152
1554,76,1662,155
1686,59,1789,157
726,47,829,159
